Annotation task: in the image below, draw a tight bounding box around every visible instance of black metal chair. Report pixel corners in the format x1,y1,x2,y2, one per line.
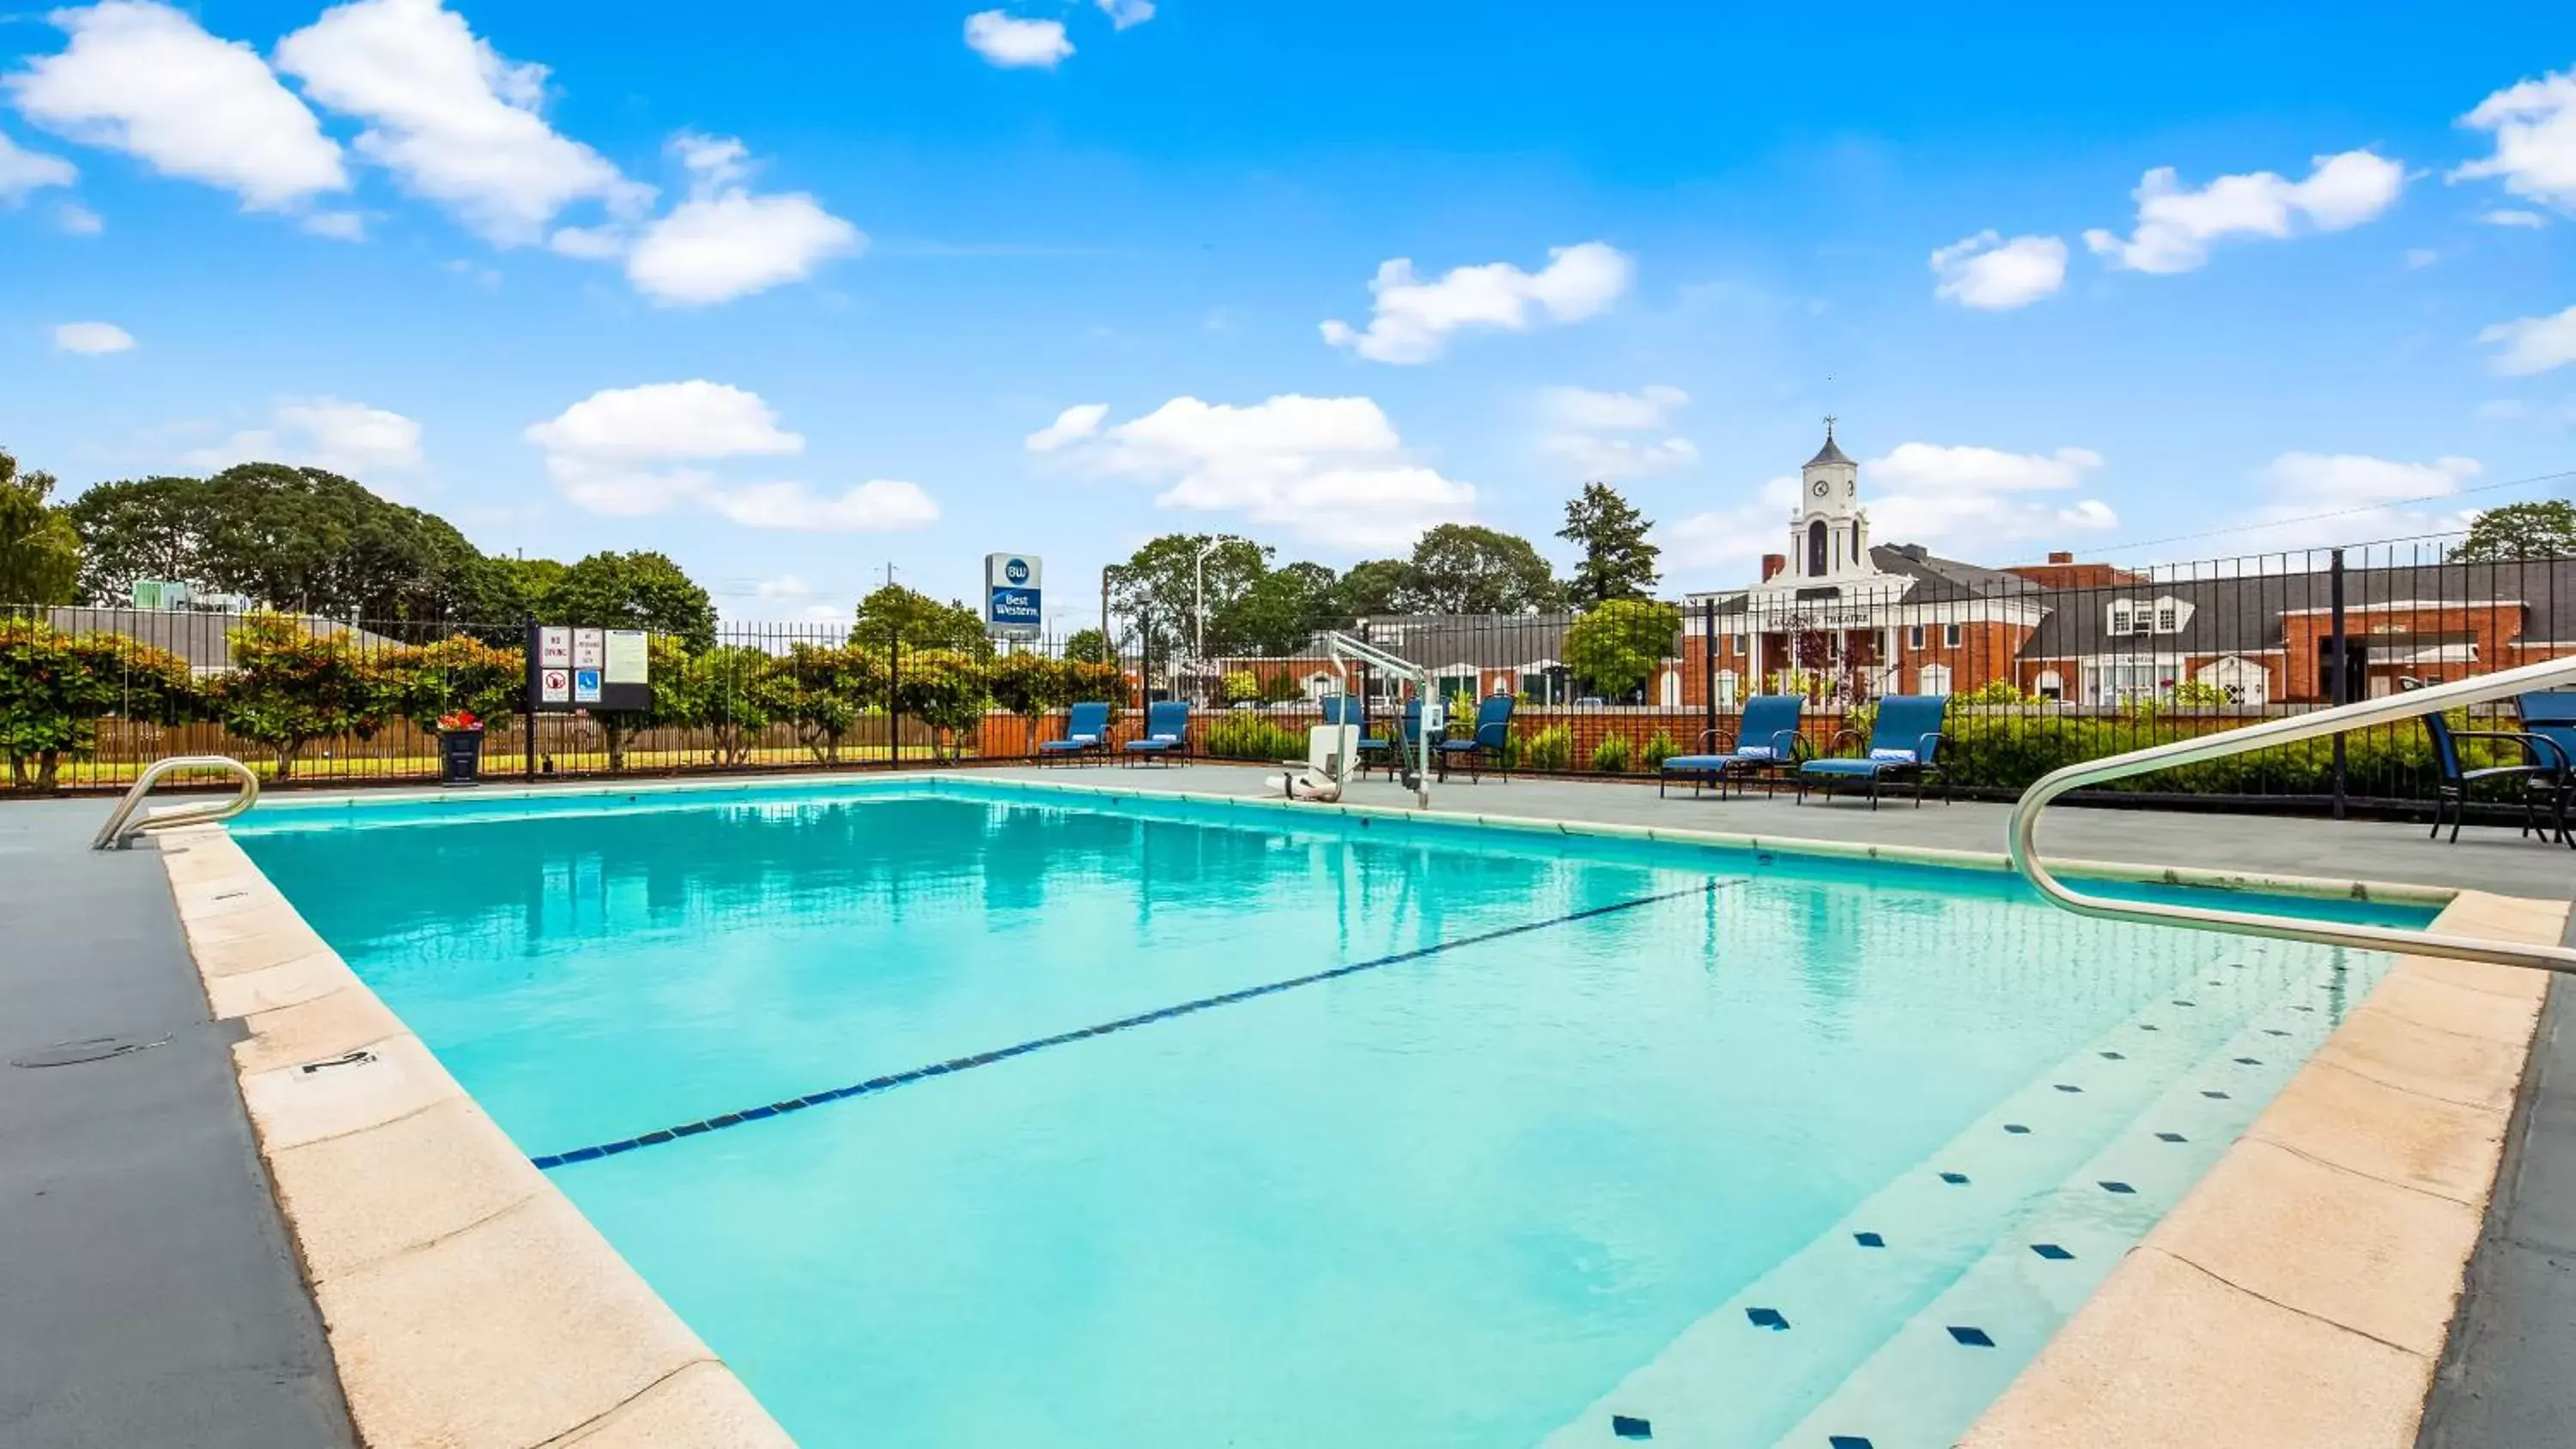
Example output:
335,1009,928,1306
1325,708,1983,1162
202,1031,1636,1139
2419,706,2571,845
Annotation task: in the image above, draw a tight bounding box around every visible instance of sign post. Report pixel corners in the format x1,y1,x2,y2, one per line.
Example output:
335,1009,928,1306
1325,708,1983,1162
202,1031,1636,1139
526,622,654,775
984,554,1042,639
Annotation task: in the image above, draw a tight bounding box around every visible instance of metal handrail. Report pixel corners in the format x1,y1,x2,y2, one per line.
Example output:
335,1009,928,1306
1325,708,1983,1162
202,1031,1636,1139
2007,653,2576,973
91,755,261,851
1326,630,1436,809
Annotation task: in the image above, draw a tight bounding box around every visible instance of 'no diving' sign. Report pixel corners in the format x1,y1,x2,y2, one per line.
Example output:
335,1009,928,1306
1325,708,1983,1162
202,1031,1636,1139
540,668,570,703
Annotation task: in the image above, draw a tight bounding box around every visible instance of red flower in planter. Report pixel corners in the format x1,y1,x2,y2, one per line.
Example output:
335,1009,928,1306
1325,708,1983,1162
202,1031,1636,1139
437,709,483,733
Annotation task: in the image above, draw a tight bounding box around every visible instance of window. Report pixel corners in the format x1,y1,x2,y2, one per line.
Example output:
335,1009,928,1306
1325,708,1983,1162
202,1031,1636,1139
1715,669,1741,708
1906,625,1924,650
1807,519,1828,577
2035,669,2065,701
1943,624,1963,648
2155,603,2178,633
1918,664,1953,696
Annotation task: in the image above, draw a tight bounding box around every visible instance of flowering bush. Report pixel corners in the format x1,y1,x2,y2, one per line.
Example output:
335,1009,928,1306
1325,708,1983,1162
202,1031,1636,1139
436,709,483,732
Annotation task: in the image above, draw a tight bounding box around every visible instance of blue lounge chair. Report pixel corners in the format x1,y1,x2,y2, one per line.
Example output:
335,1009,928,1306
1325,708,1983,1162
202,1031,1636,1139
1660,694,1805,799
1797,694,1950,809
1437,695,1516,783
1121,700,1192,767
2418,700,2569,845
1038,700,1111,766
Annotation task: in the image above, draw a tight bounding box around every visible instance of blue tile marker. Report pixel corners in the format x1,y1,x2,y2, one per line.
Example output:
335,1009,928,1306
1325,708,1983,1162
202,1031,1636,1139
1947,1325,1996,1348
1745,1307,1789,1331
2099,1180,2137,1195
2053,1082,2084,1093
2031,1242,2075,1260
2157,1131,2188,1143
1610,1413,1652,1440
1853,1231,1885,1248
1939,1171,1970,1185
1828,1436,1876,1448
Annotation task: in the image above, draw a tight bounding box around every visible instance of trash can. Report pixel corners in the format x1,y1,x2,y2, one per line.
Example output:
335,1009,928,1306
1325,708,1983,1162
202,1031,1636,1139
440,730,484,786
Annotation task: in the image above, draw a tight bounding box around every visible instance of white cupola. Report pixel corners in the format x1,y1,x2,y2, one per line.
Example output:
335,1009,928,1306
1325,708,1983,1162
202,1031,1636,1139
1789,416,1875,583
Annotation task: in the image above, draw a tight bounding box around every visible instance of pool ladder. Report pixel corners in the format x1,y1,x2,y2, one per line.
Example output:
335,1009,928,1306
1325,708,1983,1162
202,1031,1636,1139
2008,654,2576,973
90,755,261,851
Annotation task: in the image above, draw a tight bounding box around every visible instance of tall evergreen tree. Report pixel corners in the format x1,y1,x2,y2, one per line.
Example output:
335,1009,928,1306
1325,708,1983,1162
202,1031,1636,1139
1558,480,1661,604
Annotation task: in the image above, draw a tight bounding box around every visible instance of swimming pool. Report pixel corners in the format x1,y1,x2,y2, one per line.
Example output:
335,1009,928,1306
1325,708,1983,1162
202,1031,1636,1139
234,779,2432,1448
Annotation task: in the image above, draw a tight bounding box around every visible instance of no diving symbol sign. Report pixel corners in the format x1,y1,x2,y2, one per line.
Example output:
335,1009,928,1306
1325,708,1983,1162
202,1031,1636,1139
541,668,570,703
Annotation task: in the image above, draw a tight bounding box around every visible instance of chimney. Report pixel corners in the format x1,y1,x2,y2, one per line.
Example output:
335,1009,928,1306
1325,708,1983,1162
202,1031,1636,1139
2047,550,2075,565
1760,553,1787,582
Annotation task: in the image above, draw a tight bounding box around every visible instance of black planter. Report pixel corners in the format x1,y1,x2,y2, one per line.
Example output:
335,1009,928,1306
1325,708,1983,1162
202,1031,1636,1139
440,730,486,786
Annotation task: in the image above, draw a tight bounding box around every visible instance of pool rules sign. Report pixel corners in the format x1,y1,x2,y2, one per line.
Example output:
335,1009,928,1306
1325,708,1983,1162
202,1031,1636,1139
526,624,651,712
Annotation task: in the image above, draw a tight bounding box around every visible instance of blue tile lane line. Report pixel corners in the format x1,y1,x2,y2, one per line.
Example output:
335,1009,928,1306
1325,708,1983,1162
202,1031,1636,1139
528,877,1741,1171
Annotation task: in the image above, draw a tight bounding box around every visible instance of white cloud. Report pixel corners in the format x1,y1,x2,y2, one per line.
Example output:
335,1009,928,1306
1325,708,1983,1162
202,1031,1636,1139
626,185,863,306
0,128,76,200
52,319,134,353
2479,305,2576,376
2214,452,2483,553
527,381,932,531
754,575,811,601
274,0,649,246
1928,231,2068,309
1659,475,1800,573
1097,0,1155,29
2483,208,2549,228
546,224,623,259
9,1,345,209
2082,149,2405,274
2405,247,2439,269
56,201,101,233
301,209,367,240
185,396,426,478
1538,385,1698,478
2453,67,2576,212
1036,393,1476,549
1025,403,1109,452
965,12,1072,69
1862,443,2118,549
1320,240,1633,364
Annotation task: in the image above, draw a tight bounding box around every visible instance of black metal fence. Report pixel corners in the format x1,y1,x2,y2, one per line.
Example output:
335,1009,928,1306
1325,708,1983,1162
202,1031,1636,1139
5,532,2574,812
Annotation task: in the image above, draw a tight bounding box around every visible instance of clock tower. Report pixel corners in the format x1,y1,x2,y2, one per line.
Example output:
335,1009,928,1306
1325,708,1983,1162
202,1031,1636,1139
1788,416,1874,584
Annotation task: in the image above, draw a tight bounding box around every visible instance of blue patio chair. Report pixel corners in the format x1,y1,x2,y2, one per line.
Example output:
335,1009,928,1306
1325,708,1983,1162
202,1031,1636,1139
1796,694,1951,809
1037,700,1111,766
1121,700,1192,767
1659,694,1806,799
2417,700,2569,845
1437,695,1516,783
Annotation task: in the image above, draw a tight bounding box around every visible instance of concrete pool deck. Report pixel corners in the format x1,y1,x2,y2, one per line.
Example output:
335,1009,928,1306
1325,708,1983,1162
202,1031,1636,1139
6,767,2576,1446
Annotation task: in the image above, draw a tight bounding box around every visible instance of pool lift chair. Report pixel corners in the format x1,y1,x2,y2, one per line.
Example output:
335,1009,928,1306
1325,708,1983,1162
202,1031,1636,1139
1322,631,1438,810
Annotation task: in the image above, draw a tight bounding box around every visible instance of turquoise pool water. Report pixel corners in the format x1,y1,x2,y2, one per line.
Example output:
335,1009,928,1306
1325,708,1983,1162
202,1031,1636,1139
236,780,2432,1448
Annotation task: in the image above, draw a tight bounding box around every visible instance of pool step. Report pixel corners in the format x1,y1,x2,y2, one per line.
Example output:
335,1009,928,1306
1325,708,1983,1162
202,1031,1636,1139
1764,967,2353,1448
1540,942,2372,1449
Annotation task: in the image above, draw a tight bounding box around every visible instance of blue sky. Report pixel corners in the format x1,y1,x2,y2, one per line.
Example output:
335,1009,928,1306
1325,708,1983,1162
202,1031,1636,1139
4,1,2572,622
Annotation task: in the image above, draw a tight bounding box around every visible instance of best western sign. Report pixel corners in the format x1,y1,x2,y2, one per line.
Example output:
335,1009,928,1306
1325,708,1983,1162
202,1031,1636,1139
985,554,1042,635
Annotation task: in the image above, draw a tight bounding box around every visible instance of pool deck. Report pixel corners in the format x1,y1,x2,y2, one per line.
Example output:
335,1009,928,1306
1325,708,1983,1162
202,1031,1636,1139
7,767,2576,1446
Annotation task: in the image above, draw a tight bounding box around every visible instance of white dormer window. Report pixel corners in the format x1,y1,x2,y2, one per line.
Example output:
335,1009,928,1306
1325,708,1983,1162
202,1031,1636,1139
2107,596,2193,636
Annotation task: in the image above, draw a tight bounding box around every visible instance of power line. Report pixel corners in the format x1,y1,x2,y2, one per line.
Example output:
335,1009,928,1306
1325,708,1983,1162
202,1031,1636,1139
2085,464,2576,560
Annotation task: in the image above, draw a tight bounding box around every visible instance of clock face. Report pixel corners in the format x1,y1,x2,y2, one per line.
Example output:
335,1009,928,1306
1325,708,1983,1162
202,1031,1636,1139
1811,480,1830,498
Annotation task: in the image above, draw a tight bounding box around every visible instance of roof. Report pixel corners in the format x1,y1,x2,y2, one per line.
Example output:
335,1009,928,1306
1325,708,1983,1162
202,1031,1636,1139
1804,429,1853,468
1355,612,1577,670
1869,544,2043,603
2018,558,2576,661
39,608,403,673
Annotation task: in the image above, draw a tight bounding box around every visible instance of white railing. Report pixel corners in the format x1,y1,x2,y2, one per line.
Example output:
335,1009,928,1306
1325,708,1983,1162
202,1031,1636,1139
90,755,261,851
2007,655,2576,972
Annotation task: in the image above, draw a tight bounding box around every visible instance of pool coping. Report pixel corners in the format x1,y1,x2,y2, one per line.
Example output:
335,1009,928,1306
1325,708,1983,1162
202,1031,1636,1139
1961,888,2569,1447
235,767,2461,908
152,821,795,1449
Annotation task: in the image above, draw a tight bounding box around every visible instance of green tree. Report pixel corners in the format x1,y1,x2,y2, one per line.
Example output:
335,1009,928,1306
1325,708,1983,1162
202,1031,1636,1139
1217,560,1339,654
459,555,569,627
0,618,195,789
2455,500,2576,561
1332,557,1417,621
387,635,524,734
69,464,484,619
849,583,991,657
690,644,792,766
1406,524,1561,615
780,641,885,764
1563,598,1681,700
548,550,719,651
892,649,991,761
209,615,398,778
0,449,82,605
988,650,1072,720
1558,480,1661,604
1062,627,1115,664
1109,533,1272,655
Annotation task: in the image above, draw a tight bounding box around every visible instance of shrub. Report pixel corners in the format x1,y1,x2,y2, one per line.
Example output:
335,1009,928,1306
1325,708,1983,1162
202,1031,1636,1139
1217,670,1262,706
1519,724,1573,772
1957,678,2026,706
1205,713,1303,761
0,617,197,790
1641,729,1682,771
210,615,399,779
2169,680,2230,709
1589,734,1634,773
